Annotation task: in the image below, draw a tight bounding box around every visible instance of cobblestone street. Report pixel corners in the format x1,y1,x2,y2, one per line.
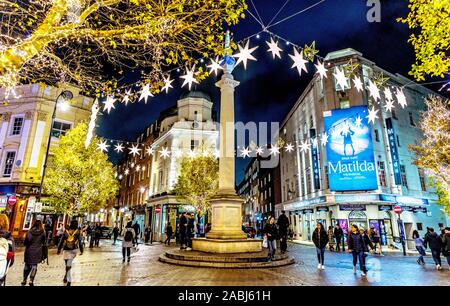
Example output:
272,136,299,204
4,240,450,286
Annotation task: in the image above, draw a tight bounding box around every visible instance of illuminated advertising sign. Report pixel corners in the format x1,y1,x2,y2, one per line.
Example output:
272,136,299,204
385,118,402,185
310,129,321,190
324,106,378,191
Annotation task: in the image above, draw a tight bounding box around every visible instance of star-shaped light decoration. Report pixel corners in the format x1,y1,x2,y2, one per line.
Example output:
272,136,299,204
122,89,132,106
333,67,349,91
384,100,395,112
145,146,154,156
344,59,360,78
136,165,141,172
207,57,223,76
139,83,153,104
321,133,328,147
240,147,251,158
124,169,129,175
384,87,393,102
303,41,319,62
269,145,280,156
285,143,294,152
299,140,311,152
355,115,363,128
103,95,116,113
311,137,318,148
315,61,328,79
366,106,379,124
353,76,364,92
180,65,199,90
97,140,109,152
129,144,141,156
114,143,124,153
161,75,174,94
289,48,308,76
234,40,258,69
188,150,197,159
256,146,264,156
266,38,283,59
396,88,408,108
159,147,171,159
368,80,381,102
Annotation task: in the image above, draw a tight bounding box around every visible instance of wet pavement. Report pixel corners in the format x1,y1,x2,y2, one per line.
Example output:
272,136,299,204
4,240,450,286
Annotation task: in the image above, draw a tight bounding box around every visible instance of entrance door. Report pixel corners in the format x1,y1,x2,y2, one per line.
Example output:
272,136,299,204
384,219,393,247
404,222,414,250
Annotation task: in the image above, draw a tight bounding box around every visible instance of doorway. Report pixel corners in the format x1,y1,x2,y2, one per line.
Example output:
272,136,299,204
404,222,414,250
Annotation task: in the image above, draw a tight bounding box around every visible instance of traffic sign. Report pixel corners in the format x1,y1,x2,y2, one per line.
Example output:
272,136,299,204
8,195,17,205
393,205,402,214
34,202,43,213
155,205,161,213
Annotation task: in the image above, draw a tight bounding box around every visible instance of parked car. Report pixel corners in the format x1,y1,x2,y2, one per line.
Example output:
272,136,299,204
99,226,113,239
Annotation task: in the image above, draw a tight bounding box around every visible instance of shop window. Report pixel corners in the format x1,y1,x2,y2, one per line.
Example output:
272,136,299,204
2,151,16,177
417,223,423,231
409,112,416,127
377,161,386,187
418,168,426,191
392,109,398,120
10,116,24,136
396,135,401,147
374,129,380,142
400,165,408,188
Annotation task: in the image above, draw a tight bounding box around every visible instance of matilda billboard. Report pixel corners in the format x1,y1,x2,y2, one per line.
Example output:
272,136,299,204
324,105,378,191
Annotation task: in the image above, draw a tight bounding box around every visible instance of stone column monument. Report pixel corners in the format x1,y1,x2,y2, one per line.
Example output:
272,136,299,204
192,32,262,253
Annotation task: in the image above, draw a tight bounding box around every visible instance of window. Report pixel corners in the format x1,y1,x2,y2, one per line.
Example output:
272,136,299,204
51,121,72,138
377,161,386,187
303,122,308,135
3,151,16,177
310,115,314,129
418,168,427,191
10,116,24,136
190,139,199,150
417,223,423,231
400,165,408,188
396,135,400,147
409,112,416,126
374,129,380,142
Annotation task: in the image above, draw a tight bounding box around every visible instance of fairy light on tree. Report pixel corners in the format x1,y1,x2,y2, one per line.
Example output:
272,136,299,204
0,0,247,94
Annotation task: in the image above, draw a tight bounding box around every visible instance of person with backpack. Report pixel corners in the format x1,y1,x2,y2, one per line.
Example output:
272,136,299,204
22,219,46,286
312,222,329,269
0,214,14,286
413,229,426,265
57,219,83,286
424,227,444,270
122,221,135,263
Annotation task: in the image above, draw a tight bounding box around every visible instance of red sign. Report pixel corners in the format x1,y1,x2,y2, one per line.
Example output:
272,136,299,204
8,195,17,205
393,205,402,214
155,205,161,213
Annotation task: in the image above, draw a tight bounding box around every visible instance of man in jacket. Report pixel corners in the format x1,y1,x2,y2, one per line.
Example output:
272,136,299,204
424,227,444,270
179,213,188,250
186,213,195,251
277,211,290,254
312,223,329,269
442,227,450,269
334,224,344,252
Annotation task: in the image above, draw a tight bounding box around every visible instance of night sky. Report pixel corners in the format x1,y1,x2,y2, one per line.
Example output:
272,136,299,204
97,0,449,184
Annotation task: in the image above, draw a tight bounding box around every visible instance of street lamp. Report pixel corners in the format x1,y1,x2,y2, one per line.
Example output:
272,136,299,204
37,90,74,204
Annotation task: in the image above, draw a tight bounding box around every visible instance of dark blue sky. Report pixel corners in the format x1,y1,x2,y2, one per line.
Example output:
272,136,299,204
97,0,448,184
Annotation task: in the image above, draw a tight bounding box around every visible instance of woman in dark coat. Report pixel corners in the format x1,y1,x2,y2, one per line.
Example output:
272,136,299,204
312,223,329,269
348,224,373,276
263,217,278,261
22,219,46,286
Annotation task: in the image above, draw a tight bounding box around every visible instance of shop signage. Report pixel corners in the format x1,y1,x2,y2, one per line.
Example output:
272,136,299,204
310,128,321,190
385,118,402,185
283,196,326,211
339,204,366,211
401,206,415,212
413,207,427,213
302,209,314,214
378,205,392,211
316,206,329,212
379,194,429,206
334,194,380,203
324,105,378,191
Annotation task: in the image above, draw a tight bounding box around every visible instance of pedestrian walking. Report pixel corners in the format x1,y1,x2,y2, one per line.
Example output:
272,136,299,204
264,217,278,262
89,225,95,248
327,226,335,252
369,226,383,255
179,213,188,250
112,225,119,245
276,211,290,254
122,221,135,263
165,223,173,246
0,214,15,286
442,227,450,270
55,224,64,247
424,227,444,270
21,219,46,286
413,230,426,265
57,219,83,286
312,223,329,269
133,222,140,246
334,224,344,252
94,223,101,247
347,224,372,277
186,213,195,250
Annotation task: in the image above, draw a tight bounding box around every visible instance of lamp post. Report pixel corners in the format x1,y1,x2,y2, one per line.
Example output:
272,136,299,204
37,90,74,205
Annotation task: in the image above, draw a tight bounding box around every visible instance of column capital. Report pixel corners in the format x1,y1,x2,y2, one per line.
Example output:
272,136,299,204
25,111,33,120
37,111,47,121
215,73,240,89
0,112,11,122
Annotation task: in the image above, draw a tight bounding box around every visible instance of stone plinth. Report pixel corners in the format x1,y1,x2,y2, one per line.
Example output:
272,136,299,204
192,237,262,253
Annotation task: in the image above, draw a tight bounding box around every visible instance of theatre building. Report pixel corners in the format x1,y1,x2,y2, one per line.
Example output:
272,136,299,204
276,49,448,251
